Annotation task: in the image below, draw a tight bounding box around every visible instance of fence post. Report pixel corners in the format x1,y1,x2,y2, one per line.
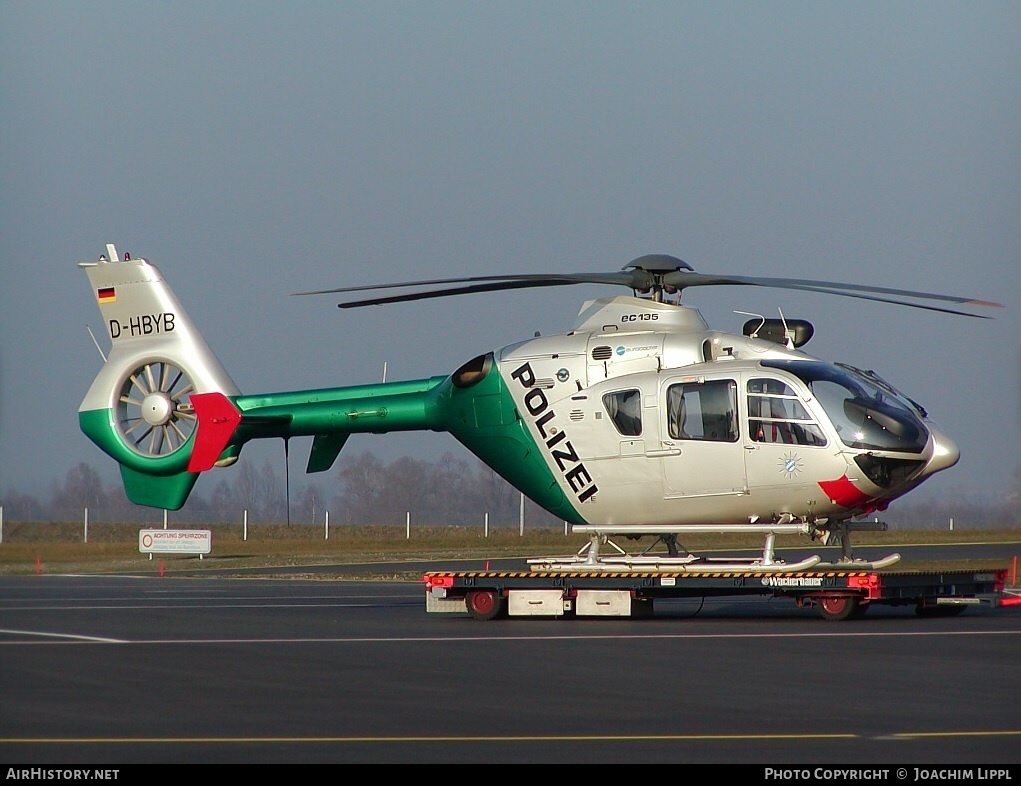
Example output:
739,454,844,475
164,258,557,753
84,508,89,544
325,510,329,540
243,509,248,541
484,512,489,538
406,511,410,540
519,493,524,536
163,509,168,530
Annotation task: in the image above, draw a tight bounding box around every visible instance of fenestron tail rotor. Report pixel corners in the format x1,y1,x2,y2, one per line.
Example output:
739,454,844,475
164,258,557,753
116,360,197,457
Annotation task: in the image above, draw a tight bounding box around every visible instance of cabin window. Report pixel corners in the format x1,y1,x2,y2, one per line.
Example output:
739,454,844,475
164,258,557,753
747,377,827,446
603,389,642,436
667,380,738,442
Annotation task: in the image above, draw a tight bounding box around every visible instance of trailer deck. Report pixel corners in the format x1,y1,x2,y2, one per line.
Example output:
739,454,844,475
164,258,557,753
423,565,1011,621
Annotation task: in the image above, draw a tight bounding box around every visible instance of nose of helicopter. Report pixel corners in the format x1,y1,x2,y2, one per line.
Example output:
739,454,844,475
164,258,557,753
923,426,960,477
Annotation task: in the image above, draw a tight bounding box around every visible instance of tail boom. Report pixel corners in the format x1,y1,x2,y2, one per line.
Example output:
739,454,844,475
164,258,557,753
77,239,452,509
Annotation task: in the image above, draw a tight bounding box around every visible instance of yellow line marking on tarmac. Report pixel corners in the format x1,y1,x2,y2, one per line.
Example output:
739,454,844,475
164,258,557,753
4,731,1021,744
0,734,860,743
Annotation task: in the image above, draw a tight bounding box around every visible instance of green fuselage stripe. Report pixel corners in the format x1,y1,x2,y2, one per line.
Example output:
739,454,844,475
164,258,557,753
436,368,585,524
80,368,584,521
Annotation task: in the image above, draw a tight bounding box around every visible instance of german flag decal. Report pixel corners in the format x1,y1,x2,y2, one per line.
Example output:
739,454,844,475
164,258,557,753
97,287,116,303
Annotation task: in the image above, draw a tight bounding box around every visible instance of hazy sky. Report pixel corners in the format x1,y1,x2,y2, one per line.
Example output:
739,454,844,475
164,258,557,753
1,2,1018,511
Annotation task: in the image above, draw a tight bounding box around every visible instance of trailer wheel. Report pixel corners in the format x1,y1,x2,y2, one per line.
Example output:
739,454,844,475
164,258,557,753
817,594,861,622
465,589,504,621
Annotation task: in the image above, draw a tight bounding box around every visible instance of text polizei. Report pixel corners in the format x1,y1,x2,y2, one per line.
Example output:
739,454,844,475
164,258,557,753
510,362,598,503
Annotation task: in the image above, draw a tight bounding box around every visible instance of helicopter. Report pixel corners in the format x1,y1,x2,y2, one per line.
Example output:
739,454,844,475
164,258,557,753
77,244,1000,570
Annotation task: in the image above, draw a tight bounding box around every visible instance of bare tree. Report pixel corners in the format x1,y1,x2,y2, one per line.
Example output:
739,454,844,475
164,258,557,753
329,449,565,526
0,489,46,520
334,451,387,523
258,461,286,523
294,482,327,525
49,463,108,520
206,460,285,523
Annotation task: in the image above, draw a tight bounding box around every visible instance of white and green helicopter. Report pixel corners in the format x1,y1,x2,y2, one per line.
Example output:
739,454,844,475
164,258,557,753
77,244,999,571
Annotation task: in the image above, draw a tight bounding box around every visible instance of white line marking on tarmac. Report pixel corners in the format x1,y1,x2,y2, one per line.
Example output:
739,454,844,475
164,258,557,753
0,628,126,643
1,628,1018,646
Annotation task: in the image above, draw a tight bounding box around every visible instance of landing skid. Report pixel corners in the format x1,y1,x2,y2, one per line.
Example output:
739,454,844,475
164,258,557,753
811,520,900,569
526,523,900,574
529,525,814,573
812,553,901,570
527,552,824,573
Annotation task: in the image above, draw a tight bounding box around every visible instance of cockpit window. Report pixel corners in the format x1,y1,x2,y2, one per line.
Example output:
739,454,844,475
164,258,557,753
836,362,928,418
667,379,738,442
747,377,826,446
761,360,928,454
603,389,642,436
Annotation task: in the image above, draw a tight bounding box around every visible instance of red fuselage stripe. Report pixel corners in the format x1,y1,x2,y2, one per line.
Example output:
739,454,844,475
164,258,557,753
818,475,872,508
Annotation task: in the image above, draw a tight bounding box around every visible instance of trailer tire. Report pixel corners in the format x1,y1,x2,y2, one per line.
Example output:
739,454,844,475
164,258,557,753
465,589,504,621
817,594,861,622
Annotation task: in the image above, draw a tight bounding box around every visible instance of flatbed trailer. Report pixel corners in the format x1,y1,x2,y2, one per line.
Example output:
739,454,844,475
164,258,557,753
423,566,1013,621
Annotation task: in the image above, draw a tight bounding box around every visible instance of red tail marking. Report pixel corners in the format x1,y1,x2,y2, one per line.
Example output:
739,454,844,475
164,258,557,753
187,392,241,472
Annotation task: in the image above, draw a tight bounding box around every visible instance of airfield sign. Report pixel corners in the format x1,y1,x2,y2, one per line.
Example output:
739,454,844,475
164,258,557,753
139,529,211,555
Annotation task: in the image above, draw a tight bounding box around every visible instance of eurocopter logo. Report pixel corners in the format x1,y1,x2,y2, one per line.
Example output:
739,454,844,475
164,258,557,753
615,345,657,356
511,362,598,503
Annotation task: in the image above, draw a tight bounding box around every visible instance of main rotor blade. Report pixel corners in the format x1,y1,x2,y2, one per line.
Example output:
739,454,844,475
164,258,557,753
756,284,996,318
662,271,1003,309
334,277,620,308
333,273,1000,315
293,271,641,297
293,257,1001,317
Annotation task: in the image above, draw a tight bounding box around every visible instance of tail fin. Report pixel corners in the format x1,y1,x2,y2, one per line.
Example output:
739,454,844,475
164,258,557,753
78,244,242,509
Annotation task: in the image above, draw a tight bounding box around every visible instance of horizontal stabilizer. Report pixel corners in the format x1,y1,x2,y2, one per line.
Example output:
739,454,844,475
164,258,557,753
307,433,351,473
